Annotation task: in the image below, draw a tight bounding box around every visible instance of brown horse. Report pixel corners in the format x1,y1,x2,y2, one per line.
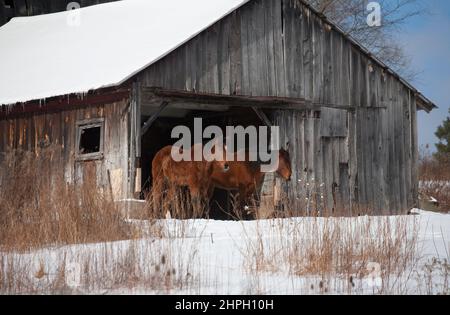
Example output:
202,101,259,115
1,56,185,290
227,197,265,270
152,143,229,218
209,149,292,218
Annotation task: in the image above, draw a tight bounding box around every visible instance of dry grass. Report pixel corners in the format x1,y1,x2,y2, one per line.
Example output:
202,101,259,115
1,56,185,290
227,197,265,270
145,186,209,220
419,151,450,212
0,148,136,251
242,213,421,294
0,236,202,294
0,149,204,294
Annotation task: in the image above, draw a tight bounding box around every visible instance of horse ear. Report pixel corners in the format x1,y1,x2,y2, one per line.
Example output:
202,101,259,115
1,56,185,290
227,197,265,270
286,141,290,151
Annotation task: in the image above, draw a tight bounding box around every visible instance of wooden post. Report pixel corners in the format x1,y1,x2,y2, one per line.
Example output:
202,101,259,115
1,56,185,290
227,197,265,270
134,82,142,196
141,101,170,136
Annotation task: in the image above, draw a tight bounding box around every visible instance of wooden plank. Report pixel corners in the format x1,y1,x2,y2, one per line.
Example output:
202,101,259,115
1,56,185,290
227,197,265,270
341,40,352,109
61,111,70,183
217,17,231,95
264,0,276,96
379,71,390,213
322,19,333,104
239,5,251,95
305,111,315,183
298,111,307,187
251,0,268,96
305,5,316,101
410,93,419,207
0,120,6,152
289,0,304,98
120,100,130,200
322,137,334,213
404,87,413,209
369,65,380,213
273,0,286,96
229,10,242,95
313,112,324,213
332,138,340,203
391,78,401,212
339,162,350,211
140,101,170,136
206,23,219,94
194,33,203,92
398,85,408,212
356,56,367,207
386,75,396,211
332,30,342,108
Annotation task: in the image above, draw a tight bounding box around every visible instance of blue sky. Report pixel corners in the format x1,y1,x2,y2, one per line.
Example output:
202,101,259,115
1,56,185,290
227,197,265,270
397,0,450,151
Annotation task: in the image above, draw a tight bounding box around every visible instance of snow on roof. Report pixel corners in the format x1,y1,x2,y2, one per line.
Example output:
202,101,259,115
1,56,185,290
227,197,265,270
0,0,248,105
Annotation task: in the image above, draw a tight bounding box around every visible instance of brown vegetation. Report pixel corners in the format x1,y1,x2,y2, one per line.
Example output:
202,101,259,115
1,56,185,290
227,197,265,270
418,150,450,212
0,148,136,252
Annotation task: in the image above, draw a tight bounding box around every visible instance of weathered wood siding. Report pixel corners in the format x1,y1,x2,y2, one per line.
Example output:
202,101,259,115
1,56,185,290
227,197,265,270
137,0,419,214
0,99,130,200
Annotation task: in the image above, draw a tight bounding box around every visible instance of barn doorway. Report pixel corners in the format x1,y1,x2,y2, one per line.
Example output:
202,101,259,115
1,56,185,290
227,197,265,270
140,104,271,220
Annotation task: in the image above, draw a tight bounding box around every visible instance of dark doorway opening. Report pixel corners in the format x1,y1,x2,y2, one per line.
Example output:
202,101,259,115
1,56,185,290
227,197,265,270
140,106,270,220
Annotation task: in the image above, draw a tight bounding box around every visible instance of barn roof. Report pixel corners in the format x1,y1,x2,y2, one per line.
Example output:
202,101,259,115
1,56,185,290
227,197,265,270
0,0,437,112
0,0,249,105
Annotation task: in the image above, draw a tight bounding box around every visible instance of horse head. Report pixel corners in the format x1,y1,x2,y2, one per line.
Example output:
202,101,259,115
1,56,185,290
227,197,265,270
204,138,230,173
277,148,292,181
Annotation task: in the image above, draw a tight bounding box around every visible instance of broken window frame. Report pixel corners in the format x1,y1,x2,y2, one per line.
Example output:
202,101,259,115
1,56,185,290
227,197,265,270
75,118,104,161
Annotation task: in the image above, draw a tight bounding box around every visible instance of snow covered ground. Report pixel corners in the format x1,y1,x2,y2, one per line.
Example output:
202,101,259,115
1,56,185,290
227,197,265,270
1,209,449,295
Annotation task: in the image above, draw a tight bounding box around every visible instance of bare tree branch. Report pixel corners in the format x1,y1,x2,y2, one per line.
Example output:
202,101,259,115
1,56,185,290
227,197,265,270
305,0,426,80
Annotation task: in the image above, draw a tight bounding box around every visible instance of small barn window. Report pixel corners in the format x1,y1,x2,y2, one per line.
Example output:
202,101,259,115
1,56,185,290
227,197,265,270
76,118,104,161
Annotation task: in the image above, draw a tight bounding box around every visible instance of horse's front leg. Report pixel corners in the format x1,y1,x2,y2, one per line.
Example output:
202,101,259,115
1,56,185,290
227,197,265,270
189,185,204,218
165,184,180,219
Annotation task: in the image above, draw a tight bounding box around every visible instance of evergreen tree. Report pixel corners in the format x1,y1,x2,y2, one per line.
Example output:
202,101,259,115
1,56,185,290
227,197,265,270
435,108,450,162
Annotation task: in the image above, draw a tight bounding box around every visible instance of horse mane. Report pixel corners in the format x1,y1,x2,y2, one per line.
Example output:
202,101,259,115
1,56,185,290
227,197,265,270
238,150,264,173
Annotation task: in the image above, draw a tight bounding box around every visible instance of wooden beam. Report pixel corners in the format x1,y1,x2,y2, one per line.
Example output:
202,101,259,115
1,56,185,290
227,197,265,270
252,107,272,127
142,87,359,111
141,101,169,136
133,82,142,157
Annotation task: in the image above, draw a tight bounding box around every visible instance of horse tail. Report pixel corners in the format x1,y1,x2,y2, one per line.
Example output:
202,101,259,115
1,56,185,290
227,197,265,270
151,146,172,213
152,146,172,186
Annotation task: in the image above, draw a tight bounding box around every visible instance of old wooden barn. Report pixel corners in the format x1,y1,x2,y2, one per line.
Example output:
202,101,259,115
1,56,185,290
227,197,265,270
0,0,436,216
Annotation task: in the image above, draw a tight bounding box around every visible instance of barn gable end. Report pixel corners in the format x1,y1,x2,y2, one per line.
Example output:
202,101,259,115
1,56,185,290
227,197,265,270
136,0,426,214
